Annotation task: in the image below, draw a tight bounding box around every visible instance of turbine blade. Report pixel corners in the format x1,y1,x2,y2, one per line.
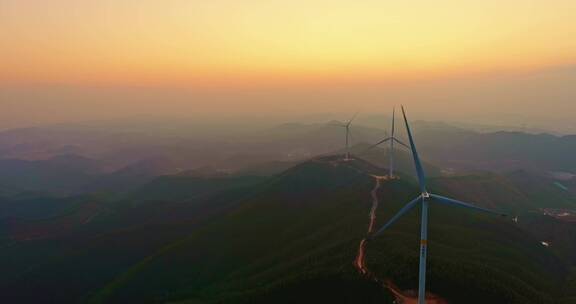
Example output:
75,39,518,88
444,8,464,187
391,107,395,138
393,137,409,149
371,196,422,238
392,137,410,150
401,106,427,193
364,137,392,152
430,194,507,217
347,111,359,126
328,122,346,127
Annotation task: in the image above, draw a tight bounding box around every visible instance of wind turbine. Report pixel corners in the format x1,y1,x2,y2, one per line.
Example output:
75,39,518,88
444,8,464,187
365,107,409,178
369,106,507,304
330,112,358,161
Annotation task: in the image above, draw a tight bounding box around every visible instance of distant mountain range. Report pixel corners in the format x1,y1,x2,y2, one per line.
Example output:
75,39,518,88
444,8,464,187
0,155,182,195
1,120,575,179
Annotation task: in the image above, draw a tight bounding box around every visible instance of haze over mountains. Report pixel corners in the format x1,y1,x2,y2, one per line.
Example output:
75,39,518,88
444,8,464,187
0,117,575,303
1,117,574,195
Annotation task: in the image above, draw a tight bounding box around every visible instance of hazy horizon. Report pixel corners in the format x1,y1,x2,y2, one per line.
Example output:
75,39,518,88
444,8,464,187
2,0,576,132
2,64,576,133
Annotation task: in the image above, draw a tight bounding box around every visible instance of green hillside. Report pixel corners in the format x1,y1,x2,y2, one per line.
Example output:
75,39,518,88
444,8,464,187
89,157,568,303
1,156,574,303
429,171,576,214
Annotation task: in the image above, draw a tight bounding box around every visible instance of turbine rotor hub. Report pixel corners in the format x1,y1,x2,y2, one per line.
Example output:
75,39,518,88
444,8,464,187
422,192,431,199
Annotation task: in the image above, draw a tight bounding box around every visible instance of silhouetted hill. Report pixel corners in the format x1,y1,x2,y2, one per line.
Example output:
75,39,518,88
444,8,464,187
2,121,576,176
0,155,100,194
429,171,576,214
0,155,187,195
351,144,442,177
129,174,266,202
422,131,576,173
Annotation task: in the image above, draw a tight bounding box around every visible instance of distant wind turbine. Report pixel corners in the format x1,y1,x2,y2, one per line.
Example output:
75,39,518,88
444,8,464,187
365,107,409,177
330,112,358,161
370,106,507,304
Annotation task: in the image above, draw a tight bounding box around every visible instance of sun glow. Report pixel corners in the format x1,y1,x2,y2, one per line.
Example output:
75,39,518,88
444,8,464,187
1,0,575,86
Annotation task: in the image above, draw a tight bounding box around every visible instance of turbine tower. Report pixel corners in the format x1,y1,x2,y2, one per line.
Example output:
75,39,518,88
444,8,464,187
331,112,358,161
365,107,408,178
370,106,507,304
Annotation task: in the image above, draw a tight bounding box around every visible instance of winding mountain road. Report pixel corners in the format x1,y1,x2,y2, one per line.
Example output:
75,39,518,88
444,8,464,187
354,175,448,304
355,175,387,274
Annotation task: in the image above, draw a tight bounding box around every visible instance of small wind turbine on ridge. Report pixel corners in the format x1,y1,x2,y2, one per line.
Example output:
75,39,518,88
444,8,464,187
330,112,358,161
365,107,409,178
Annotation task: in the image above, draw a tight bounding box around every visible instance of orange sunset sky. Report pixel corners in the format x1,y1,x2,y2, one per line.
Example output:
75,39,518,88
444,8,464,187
1,0,575,130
